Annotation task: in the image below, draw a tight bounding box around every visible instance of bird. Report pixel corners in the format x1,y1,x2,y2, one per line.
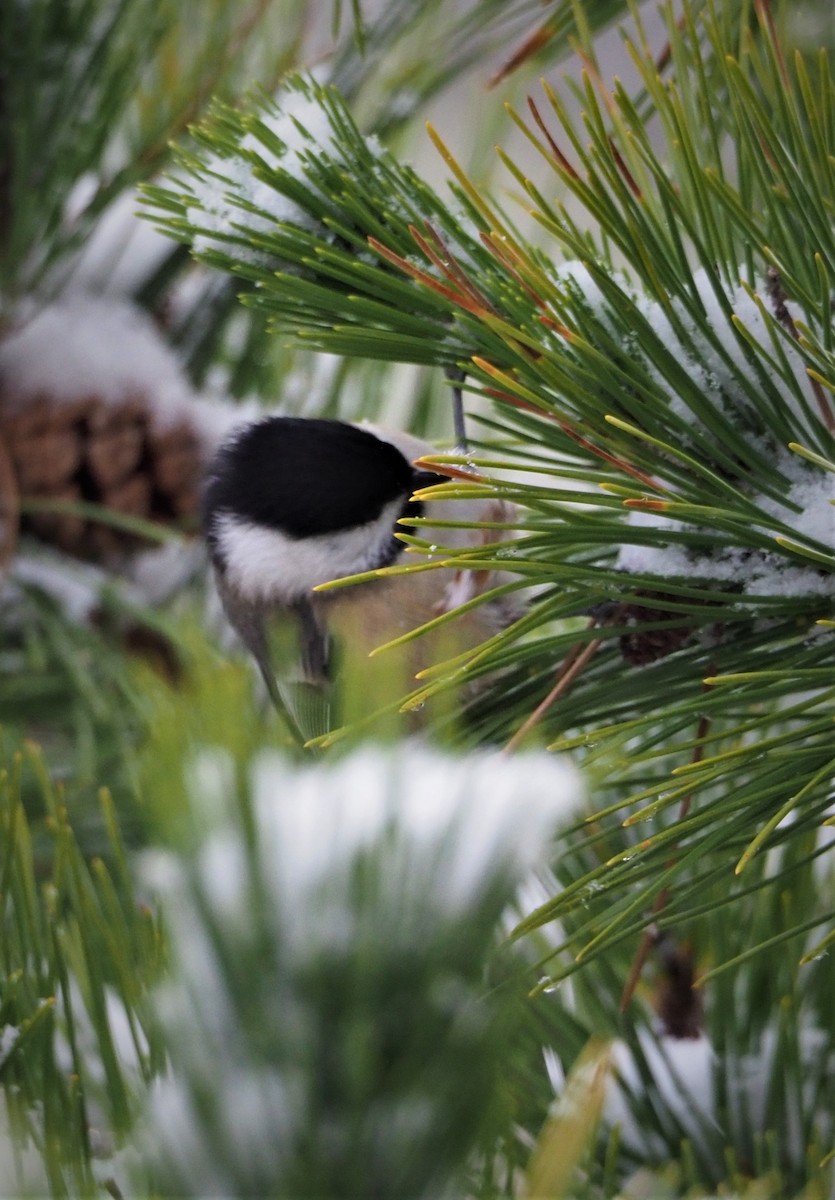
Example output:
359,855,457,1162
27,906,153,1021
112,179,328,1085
202,415,518,743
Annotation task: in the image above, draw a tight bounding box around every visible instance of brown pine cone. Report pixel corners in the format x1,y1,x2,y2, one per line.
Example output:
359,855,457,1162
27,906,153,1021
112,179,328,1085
0,433,19,574
0,297,211,565
652,932,704,1040
618,590,699,665
0,391,202,561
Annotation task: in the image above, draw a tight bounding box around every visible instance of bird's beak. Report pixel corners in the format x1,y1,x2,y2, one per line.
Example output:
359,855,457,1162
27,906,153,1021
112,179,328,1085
411,456,488,485
411,467,449,492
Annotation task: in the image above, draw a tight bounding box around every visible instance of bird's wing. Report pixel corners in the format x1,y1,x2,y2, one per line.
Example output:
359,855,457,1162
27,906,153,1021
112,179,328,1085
216,577,331,745
292,596,331,683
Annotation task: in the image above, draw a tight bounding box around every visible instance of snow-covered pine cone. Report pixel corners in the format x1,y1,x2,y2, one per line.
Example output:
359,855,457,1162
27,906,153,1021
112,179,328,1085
0,295,236,565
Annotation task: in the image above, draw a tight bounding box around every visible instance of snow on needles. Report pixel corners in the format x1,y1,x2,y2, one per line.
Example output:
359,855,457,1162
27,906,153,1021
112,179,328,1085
553,261,834,597
547,1020,833,1176
557,261,818,445
186,79,337,262
161,742,583,956
252,744,580,927
139,744,583,1193
615,451,834,598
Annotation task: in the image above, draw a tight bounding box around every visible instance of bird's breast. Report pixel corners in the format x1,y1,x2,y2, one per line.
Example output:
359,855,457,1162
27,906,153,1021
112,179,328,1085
210,497,408,604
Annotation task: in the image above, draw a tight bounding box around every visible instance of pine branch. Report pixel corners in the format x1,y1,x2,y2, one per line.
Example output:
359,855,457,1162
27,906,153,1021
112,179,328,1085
139,6,835,970
0,739,161,1194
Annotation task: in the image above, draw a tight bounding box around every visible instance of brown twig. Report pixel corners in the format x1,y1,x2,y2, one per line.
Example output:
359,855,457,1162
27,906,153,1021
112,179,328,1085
504,608,630,754
504,631,604,754
619,704,712,1013
0,433,20,574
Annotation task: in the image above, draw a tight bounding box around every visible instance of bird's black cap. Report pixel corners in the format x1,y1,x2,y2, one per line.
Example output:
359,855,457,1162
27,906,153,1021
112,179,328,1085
203,417,442,541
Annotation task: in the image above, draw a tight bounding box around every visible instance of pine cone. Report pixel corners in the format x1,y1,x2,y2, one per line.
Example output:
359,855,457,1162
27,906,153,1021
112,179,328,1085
618,590,698,665
0,391,202,561
0,296,211,564
0,433,19,574
652,933,704,1040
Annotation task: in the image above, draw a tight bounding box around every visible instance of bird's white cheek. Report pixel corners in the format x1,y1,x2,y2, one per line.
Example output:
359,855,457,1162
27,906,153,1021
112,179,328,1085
212,509,402,604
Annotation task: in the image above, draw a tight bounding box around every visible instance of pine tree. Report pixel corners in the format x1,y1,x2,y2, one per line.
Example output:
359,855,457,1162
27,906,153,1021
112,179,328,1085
0,1,832,1196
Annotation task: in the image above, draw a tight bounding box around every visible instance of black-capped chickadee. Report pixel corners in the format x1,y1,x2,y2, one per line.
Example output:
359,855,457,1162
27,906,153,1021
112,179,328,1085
203,416,517,741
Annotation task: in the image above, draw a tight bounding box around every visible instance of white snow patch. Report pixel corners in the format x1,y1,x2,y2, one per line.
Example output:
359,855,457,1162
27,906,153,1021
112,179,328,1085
0,1026,19,1068
139,744,583,1187
53,978,148,1091
553,259,614,313
759,451,835,551
547,1017,834,1170
124,539,206,604
617,539,835,598
245,745,583,937
615,452,834,597
605,1031,719,1158
142,744,584,967
185,748,237,824
9,554,111,623
6,538,206,619
187,84,336,260
142,1068,235,1197
0,294,196,430
555,261,826,457
632,268,814,439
